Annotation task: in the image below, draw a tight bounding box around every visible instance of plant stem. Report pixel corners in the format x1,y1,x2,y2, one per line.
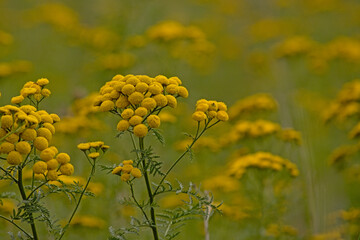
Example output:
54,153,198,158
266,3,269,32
153,121,217,197
17,167,39,240
57,158,95,240
129,183,150,224
0,215,33,239
0,166,18,183
139,137,159,240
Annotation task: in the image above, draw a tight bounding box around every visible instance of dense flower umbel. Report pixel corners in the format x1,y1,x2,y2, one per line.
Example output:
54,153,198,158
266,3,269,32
0,78,74,181
228,152,299,178
112,160,142,182
77,141,109,158
94,74,189,138
192,99,229,122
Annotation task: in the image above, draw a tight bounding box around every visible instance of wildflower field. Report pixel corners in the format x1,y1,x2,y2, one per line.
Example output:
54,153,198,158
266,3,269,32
1,0,360,239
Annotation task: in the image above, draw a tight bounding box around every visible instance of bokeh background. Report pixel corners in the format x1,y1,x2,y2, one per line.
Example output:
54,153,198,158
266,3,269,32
1,0,360,239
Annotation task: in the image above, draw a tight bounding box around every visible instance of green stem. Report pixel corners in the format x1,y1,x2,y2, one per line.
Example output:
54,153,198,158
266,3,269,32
0,166,18,183
129,183,150,224
57,158,95,240
18,167,39,240
26,180,49,200
139,137,159,240
0,215,33,239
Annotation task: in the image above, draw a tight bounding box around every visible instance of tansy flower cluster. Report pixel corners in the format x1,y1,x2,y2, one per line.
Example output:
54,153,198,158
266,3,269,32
227,93,277,120
192,99,229,122
11,77,51,105
77,141,109,159
0,104,60,167
112,160,142,182
94,74,189,138
228,152,299,178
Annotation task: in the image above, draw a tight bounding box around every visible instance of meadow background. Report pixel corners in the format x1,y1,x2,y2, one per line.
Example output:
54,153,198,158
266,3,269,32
1,0,360,239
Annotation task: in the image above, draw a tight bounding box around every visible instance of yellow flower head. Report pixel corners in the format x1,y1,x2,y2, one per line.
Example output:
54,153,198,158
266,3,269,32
34,136,49,151
36,78,49,86
47,170,58,181
40,148,56,161
129,115,143,126
141,98,157,110
46,159,59,170
121,84,136,95
122,164,133,173
192,111,207,121
60,163,74,176
147,115,161,128
135,82,148,93
0,142,14,154
115,95,130,109
134,107,148,117
130,168,142,178
128,92,144,105
166,95,177,108
33,161,48,174
133,124,148,137
88,152,100,159
15,141,31,155
177,86,189,98
11,95,24,104
117,120,130,131
1,115,13,129
20,128,37,141
153,94,168,107
77,143,91,151
7,151,22,165
99,100,114,112
56,153,71,165
37,127,52,142
41,88,51,97
121,109,134,120
121,173,131,182
112,166,122,175
43,123,55,134
217,111,229,121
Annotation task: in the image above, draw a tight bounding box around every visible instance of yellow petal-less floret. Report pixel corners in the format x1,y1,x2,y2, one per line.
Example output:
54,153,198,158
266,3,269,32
56,153,70,165
196,103,209,112
20,128,37,141
128,92,144,105
216,111,229,121
36,78,49,86
131,168,142,178
6,134,19,144
43,123,55,134
7,151,22,165
41,89,51,97
1,115,13,129
40,148,56,161
217,102,227,111
148,83,163,95
77,143,91,151
165,84,178,95
122,160,133,165
34,137,48,151
166,95,177,108
88,152,100,159
192,111,207,121
115,95,130,109
153,94,168,107
117,120,130,131
99,100,114,112
178,86,189,98
208,111,217,118
37,128,52,142
50,113,60,122
126,76,140,86
133,124,148,137
129,115,143,126
89,141,104,148
121,109,134,120
141,98,157,110
46,159,59,170
208,101,218,111
121,84,136,95
11,95,24,104
33,161,48,174
0,128,7,138
60,163,74,176
134,107,148,117
47,170,58,181
15,141,31,155
135,82,148,93
49,146,58,155
112,166,122,175
122,164,133,173
0,142,14,154
121,173,131,181
147,115,161,128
